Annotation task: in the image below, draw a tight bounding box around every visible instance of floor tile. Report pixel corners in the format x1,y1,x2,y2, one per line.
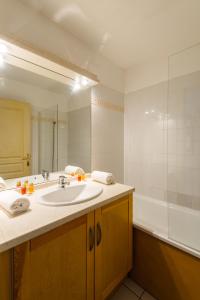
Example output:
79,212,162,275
123,277,144,297
110,285,139,300
142,291,157,300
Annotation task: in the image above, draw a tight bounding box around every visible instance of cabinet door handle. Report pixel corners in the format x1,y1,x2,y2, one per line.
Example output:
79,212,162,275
89,226,94,251
96,223,102,246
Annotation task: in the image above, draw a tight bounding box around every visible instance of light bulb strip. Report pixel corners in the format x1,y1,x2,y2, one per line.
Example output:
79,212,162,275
73,76,89,91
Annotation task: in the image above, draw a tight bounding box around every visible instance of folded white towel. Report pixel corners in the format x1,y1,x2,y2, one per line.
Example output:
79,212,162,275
0,190,30,215
64,165,85,176
0,177,7,190
91,171,115,185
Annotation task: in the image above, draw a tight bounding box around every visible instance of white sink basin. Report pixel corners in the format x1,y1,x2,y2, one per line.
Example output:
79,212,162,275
38,183,103,206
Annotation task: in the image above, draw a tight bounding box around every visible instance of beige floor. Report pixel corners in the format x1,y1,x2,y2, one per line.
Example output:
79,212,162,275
110,278,157,300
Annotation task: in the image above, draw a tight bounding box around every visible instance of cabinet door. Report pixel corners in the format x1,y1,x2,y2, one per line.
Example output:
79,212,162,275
13,213,95,300
95,194,133,300
0,250,12,300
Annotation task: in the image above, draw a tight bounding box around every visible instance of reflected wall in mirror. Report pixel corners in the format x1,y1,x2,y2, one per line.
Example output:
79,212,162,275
0,56,92,184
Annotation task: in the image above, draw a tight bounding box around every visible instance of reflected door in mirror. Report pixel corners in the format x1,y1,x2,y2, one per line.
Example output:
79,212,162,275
0,99,31,179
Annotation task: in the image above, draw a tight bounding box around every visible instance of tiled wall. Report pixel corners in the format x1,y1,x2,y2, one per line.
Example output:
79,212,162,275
91,85,124,183
124,70,200,211
38,108,58,173
57,112,69,172
124,45,200,251
68,106,91,173
168,70,200,251
124,82,167,201
37,109,69,174
168,70,200,210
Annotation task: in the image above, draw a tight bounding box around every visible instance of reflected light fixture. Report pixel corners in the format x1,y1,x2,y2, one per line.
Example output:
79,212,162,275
73,77,81,92
73,82,81,92
0,43,8,54
81,77,88,86
73,76,90,92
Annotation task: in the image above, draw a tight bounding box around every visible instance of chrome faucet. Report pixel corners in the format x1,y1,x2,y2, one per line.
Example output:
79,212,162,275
42,170,49,181
59,175,70,188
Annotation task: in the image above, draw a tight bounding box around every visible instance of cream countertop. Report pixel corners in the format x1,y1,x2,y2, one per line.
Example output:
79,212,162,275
0,181,134,253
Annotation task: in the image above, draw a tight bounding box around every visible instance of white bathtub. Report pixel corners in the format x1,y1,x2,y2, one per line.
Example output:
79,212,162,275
133,193,200,259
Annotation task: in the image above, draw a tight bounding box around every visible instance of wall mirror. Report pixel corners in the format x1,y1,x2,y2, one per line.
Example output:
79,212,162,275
0,37,97,188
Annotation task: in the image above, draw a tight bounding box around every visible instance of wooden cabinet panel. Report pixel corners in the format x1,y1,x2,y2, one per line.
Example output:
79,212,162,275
0,250,12,300
14,213,95,300
95,194,133,300
131,228,200,300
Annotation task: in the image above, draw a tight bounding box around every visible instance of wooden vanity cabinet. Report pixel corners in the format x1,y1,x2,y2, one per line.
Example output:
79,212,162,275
95,194,133,300
13,213,95,300
11,194,133,300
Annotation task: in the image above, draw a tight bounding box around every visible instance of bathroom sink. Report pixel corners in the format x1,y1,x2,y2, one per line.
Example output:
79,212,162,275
38,183,103,206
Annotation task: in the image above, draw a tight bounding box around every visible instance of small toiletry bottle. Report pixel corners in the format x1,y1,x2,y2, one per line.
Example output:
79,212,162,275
28,183,34,194
25,180,29,187
77,175,82,182
16,181,21,188
21,184,26,195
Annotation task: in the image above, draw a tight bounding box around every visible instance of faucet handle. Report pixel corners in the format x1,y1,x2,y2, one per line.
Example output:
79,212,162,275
59,175,65,183
58,175,68,188
42,170,49,181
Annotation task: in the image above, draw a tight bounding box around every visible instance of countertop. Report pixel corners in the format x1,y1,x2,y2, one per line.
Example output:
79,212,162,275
0,181,134,253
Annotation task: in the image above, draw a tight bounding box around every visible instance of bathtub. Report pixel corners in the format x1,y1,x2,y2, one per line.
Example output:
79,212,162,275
133,193,200,259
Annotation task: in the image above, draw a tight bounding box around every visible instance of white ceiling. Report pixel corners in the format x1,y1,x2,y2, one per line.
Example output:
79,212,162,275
20,0,200,69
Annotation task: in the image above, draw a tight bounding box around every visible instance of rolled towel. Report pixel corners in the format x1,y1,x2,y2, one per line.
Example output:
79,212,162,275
0,190,30,215
0,177,7,190
64,165,85,176
91,171,115,185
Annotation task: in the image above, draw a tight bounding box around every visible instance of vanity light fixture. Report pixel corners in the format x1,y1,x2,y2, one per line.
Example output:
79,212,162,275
72,77,81,92
73,82,81,92
81,77,88,86
73,76,90,91
75,76,80,83
0,38,99,88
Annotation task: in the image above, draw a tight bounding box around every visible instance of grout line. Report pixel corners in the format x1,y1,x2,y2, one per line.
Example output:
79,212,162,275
138,290,145,299
122,283,143,298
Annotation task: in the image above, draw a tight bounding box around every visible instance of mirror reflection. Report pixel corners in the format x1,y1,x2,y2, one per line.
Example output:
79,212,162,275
0,58,91,187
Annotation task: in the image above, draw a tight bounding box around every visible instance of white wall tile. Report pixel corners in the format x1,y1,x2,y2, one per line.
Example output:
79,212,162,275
92,85,124,183
124,82,167,200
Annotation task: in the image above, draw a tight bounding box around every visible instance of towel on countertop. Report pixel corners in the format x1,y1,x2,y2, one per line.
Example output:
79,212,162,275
0,177,7,190
91,171,115,185
64,165,85,176
0,190,30,215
